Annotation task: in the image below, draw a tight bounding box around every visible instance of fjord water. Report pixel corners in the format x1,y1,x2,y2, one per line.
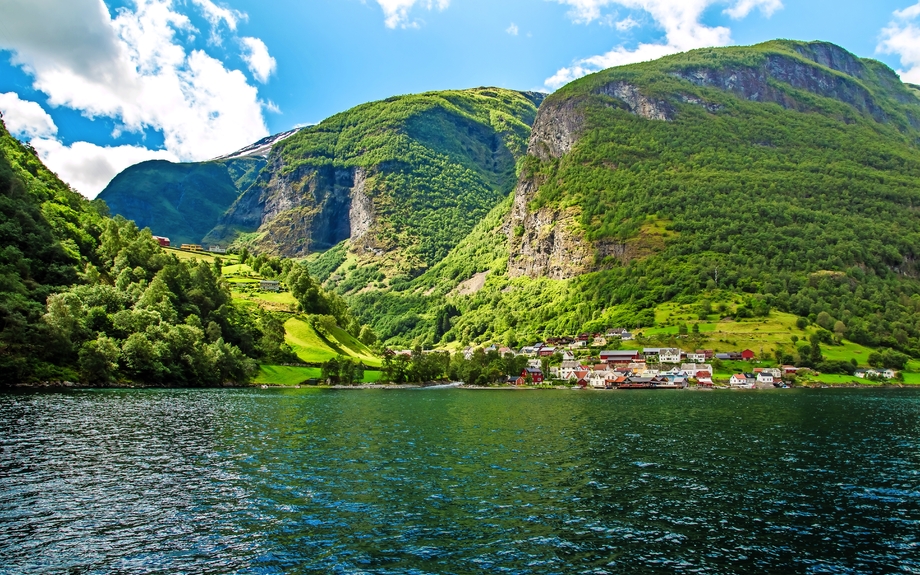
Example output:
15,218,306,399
1,389,918,574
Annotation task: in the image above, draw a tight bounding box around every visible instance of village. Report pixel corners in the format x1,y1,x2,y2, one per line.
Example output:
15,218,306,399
452,329,900,389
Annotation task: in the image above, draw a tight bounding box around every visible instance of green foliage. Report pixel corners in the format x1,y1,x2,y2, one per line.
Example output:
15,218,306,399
99,158,263,246
257,88,543,265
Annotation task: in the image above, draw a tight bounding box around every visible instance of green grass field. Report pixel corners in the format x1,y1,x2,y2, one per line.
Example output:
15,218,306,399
255,365,382,385
222,263,254,275
283,316,382,367
644,304,878,367
163,247,238,265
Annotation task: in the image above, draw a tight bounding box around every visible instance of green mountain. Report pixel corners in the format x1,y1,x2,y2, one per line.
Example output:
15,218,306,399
207,87,544,275
343,40,920,364
97,157,265,247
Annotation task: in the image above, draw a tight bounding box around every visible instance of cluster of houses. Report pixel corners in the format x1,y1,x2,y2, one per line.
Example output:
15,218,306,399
510,346,799,389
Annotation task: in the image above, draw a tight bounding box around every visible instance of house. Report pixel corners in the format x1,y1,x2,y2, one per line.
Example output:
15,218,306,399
592,336,608,347
561,350,576,361
783,365,800,375
717,352,743,361
180,243,203,252
520,346,538,357
761,367,783,378
600,350,642,364
153,236,170,247
855,369,897,380
687,353,707,363
756,372,775,384
571,369,590,384
658,348,683,364
570,340,588,348
577,333,591,342
560,361,585,380
527,359,542,370
259,280,281,292
643,348,662,359
741,349,756,361
498,347,514,356
208,245,227,254
695,371,713,386
620,331,635,341
538,346,556,357
606,328,625,337
697,350,715,359
517,368,544,385
730,374,754,388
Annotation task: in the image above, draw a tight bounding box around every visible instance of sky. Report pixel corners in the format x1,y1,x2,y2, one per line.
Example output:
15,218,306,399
2,0,920,198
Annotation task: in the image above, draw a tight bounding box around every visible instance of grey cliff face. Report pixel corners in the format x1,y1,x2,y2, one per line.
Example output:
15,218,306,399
212,155,375,258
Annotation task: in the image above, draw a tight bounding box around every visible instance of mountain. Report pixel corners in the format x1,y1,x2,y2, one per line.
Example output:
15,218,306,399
345,40,920,362
97,156,266,247
205,87,545,273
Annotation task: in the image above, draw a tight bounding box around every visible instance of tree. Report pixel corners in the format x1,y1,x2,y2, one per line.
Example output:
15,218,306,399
79,335,120,383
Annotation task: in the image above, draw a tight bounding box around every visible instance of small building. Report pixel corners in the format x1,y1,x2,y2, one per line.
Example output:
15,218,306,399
730,374,753,388
153,235,170,247
756,372,775,384
741,349,756,361
208,245,227,254
600,350,642,364
517,368,544,385
180,243,203,252
620,331,635,341
695,371,713,386
260,280,281,292
658,348,683,364
561,350,576,361
538,346,556,357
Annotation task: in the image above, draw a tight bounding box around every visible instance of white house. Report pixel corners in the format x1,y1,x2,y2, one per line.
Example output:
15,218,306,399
658,348,683,364
687,353,707,363
527,359,542,370
730,374,754,388
561,350,576,361
756,372,775,384
621,332,635,341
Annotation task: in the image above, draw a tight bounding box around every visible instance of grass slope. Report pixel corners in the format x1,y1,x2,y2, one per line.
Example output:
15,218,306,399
284,316,381,367
254,365,382,385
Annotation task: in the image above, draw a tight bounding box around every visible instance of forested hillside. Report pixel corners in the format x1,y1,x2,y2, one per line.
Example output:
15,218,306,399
209,88,544,273
344,41,920,364
0,118,360,386
97,157,265,247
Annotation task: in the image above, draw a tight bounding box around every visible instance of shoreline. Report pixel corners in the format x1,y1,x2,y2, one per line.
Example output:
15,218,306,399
5,381,914,391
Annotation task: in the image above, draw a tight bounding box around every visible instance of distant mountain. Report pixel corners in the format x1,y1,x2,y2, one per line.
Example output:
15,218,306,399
206,88,545,271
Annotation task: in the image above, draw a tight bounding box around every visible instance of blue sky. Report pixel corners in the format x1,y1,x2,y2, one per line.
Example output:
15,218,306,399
1,0,920,196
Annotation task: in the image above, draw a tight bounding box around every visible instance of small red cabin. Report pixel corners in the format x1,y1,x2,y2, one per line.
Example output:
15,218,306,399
519,368,544,384
741,349,756,361
153,236,170,247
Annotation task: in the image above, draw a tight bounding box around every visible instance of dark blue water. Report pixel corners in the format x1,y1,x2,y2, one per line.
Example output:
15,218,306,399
1,388,918,574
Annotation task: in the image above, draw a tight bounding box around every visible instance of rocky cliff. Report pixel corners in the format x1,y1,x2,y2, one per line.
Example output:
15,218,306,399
209,88,544,269
506,40,920,280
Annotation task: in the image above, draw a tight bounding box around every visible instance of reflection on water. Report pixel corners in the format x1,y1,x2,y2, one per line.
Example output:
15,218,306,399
1,389,919,574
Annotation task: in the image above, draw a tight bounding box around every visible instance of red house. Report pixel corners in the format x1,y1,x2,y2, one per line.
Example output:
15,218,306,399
741,349,756,361
518,368,544,384
153,236,170,247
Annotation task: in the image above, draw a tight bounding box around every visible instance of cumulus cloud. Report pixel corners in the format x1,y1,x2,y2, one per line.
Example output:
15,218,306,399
0,0,271,198
507,23,520,36
545,0,784,89
240,37,276,83
0,92,58,139
878,2,920,84
33,138,177,197
376,0,450,29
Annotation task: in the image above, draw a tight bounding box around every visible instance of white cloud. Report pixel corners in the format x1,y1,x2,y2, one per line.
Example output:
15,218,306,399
615,16,639,31
0,93,58,139
545,0,784,89
878,2,920,84
32,138,176,197
507,22,520,36
190,0,243,30
376,0,450,29
240,37,276,83
0,0,271,198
